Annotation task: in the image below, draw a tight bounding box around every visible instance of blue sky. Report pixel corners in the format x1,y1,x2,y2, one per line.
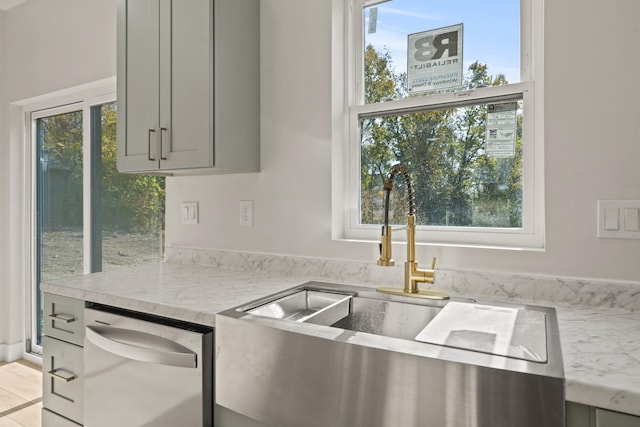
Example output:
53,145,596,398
364,0,521,84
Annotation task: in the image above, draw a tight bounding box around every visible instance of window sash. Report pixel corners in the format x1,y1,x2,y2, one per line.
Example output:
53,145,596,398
343,0,544,249
353,0,533,105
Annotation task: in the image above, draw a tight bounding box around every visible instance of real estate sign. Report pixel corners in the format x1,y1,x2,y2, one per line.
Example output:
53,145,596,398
407,24,464,93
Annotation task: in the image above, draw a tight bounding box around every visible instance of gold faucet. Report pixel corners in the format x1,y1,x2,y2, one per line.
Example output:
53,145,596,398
376,164,449,300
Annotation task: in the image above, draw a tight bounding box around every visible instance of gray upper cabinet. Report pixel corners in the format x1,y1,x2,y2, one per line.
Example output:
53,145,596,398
117,0,260,174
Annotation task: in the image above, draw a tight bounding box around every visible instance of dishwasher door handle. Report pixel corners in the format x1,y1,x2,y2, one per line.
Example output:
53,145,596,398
85,325,197,368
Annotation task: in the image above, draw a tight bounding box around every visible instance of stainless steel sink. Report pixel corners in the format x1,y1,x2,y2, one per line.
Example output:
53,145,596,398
245,289,352,325
216,281,564,427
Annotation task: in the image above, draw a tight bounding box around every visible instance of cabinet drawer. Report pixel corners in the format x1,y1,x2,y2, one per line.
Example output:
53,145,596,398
43,293,84,346
43,336,84,425
42,408,82,427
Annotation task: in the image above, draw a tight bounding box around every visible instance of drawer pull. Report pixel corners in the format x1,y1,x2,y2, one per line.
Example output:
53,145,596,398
48,313,75,323
48,368,76,382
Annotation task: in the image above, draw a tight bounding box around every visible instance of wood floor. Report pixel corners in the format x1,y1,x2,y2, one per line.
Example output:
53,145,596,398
0,360,42,427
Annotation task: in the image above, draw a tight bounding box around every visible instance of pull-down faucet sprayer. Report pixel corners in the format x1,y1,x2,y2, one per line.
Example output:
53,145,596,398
376,164,449,300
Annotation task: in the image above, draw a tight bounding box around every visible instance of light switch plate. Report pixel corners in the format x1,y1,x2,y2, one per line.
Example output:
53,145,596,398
181,202,199,225
598,200,640,239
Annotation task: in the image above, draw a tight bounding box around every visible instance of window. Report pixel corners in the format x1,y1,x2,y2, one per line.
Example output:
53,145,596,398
344,0,544,249
26,82,165,353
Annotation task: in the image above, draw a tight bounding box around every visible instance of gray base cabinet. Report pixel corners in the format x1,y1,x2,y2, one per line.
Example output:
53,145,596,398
117,0,260,174
42,293,85,426
42,408,82,427
566,402,640,427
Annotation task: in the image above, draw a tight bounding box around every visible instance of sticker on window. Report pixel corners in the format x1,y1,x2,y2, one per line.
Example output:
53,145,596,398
407,23,464,93
485,102,517,158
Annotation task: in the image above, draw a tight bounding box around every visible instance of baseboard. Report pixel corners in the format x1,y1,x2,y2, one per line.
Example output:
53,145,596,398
0,341,25,362
21,351,42,366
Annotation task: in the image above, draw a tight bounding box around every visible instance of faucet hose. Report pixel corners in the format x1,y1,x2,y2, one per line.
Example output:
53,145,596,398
383,164,416,226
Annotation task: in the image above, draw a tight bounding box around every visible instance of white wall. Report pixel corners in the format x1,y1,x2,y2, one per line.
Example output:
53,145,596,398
3,0,115,100
0,10,8,349
0,0,116,357
167,0,640,283
167,0,345,259
540,1,640,281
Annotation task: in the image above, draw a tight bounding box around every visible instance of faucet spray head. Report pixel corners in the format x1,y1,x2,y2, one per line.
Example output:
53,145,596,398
377,224,394,266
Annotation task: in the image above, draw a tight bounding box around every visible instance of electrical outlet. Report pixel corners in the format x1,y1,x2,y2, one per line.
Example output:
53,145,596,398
239,200,253,226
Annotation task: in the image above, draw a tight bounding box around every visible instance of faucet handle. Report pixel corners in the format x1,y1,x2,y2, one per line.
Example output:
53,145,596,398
430,257,437,270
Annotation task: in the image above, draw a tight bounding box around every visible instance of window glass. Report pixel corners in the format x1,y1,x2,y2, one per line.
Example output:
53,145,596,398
363,0,520,102
360,99,523,228
37,110,84,282
93,102,165,272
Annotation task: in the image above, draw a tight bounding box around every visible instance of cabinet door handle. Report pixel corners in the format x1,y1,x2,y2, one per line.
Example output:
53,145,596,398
48,368,76,382
48,313,75,323
148,128,157,161
160,127,168,160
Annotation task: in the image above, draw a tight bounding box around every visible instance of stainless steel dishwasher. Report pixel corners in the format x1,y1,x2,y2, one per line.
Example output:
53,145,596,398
84,304,213,426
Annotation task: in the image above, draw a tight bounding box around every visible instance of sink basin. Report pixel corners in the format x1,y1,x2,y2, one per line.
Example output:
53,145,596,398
331,294,442,340
216,281,564,427
244,289,352,325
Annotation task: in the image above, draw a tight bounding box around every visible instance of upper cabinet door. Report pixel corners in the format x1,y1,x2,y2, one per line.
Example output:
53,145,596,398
117,0,260,174
160,0,213,170
117,0,161,172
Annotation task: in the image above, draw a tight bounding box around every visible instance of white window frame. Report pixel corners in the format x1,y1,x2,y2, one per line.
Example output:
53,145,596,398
336,0,545,250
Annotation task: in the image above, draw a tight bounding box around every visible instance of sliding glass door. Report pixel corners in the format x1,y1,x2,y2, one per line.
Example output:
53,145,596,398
29,96,165,353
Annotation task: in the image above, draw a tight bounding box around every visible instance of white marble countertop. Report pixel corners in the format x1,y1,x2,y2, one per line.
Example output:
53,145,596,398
41,259,640,417
554,304,640,416
42,262,305,326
